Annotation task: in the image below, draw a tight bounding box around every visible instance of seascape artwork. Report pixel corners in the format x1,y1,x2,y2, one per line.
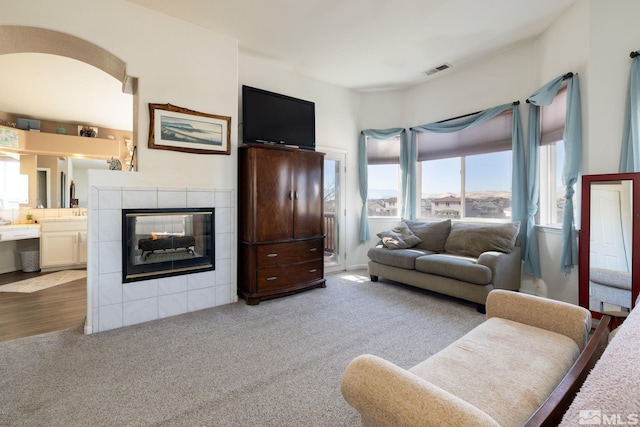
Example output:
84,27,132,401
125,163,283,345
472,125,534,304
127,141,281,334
160,115,223,146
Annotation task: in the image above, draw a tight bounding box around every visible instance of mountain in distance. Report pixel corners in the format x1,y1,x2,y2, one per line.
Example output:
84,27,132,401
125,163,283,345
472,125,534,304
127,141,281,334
422,190,511,200
368,189,398,199
368,190,511,200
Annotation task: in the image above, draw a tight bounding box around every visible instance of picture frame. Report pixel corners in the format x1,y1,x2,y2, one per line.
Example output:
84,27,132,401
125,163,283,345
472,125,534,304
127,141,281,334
148,103,231,155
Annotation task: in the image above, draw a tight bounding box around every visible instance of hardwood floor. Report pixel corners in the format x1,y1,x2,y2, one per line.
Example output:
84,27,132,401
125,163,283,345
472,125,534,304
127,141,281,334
0,270,86,342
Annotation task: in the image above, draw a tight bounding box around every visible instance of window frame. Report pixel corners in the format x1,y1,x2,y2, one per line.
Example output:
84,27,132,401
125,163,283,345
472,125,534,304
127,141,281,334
416,150,513,223
365,135,403,218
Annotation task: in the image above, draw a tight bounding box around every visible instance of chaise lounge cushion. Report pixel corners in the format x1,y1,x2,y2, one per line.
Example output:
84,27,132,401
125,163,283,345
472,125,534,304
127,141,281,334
409,317,580,426
368,247,433,270
444,221,520,258
415,254,492,285
404,219,451,252
377,222,422,249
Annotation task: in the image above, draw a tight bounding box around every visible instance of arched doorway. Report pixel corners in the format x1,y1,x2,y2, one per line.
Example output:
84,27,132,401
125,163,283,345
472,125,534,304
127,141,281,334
0,25,136,341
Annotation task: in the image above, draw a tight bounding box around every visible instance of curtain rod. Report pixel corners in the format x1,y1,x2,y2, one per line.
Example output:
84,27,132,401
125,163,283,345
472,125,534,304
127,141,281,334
631,51,639,58
436,101,519,123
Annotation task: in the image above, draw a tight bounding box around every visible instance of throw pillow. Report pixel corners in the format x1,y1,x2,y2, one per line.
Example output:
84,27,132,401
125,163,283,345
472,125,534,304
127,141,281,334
377,222,422,249
444,222,520,258
403,219,451,252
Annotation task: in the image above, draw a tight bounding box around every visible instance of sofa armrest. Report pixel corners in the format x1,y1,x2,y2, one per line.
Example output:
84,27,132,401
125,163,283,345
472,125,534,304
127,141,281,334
341,354,499,427
486,290,591,351
477,246,522,291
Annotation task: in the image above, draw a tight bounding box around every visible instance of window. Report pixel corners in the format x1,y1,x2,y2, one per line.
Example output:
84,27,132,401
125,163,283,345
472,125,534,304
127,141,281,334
417,110,513,221
0,155,22,209
539,87,570,226
420,151,512,220
540,141,566,225
366,136,401,217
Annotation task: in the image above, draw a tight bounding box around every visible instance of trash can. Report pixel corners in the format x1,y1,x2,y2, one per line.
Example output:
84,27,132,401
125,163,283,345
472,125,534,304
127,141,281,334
20,250,40,272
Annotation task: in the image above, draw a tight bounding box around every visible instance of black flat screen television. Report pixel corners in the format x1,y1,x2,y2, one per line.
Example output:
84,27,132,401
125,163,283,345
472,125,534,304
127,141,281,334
242,85,316,150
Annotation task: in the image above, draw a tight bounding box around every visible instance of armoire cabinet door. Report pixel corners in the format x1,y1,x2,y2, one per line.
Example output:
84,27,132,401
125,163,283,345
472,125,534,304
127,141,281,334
293,150,324,239
252,147,294,242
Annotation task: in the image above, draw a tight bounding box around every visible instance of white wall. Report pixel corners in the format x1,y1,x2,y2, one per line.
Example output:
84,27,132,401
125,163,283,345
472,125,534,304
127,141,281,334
586,0,640,174
1,0,239,188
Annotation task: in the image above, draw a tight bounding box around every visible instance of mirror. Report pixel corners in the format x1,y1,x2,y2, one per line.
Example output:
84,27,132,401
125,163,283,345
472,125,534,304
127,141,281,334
0,153,108,209
580,173,640,317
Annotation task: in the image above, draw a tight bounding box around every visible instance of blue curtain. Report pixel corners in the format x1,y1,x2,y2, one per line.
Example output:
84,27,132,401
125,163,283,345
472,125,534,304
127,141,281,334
401,130,416,221
527,73,582,275
409,103,526,240
620,51,640,172
358,128,406,243
510,103,528,253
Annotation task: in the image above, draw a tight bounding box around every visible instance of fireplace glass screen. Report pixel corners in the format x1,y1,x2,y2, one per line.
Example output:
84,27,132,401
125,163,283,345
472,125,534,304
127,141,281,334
122,208,214,283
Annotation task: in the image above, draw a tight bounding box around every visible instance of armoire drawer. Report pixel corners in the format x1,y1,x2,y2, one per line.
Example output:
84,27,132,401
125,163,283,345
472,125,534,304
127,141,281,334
256,259,324,292
256,239,323,267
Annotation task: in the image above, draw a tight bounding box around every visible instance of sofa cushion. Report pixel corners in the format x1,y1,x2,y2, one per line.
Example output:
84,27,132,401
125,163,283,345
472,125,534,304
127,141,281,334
404,219,451,252
444,222,520,258
377,222,422,249
368,247,433,270
415,254,492,285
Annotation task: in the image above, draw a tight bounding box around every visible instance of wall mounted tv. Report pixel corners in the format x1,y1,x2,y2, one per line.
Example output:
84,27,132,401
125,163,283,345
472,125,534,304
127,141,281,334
242,85,316,151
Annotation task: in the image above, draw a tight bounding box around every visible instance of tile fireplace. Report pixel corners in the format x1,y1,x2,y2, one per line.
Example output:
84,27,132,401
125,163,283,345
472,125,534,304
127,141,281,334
122,208,215,283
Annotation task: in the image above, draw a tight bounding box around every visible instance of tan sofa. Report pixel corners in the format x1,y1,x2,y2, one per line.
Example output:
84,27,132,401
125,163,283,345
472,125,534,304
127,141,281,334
342,290,592,427
368,220,522,312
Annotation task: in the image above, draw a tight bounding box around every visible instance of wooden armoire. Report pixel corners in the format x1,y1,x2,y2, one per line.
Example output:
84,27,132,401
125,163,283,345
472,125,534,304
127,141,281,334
238,144,326,304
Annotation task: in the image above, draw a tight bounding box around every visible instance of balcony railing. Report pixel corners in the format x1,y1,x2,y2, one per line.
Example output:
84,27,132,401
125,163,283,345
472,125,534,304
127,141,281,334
324,213,335,255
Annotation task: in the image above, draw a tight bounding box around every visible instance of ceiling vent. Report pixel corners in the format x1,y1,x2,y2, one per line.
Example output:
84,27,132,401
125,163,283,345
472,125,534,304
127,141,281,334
425,63,452,76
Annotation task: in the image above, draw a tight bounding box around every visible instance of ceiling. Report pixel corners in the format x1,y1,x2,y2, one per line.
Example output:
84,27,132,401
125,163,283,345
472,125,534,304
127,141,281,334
0,0,576,131
128,0,577,90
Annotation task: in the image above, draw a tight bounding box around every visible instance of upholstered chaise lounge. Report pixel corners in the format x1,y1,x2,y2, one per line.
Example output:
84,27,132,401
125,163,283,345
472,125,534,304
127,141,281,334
342,290,595,427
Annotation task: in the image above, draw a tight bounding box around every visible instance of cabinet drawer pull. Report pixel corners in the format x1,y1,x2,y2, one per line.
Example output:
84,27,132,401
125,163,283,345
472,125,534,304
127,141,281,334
309,268,317,273
309,247,317,252
266,253,278,258
266,276,278,281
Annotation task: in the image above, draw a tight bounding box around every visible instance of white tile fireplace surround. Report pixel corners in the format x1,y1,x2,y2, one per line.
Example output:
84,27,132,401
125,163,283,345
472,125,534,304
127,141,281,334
86,186,236,334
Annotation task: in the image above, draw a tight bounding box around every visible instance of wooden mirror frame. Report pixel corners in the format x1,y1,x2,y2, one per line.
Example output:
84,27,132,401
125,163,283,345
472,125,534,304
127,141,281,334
579,172,640,319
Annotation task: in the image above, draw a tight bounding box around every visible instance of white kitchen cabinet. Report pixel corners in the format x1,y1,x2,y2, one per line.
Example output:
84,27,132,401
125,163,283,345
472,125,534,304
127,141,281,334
39,217,87,271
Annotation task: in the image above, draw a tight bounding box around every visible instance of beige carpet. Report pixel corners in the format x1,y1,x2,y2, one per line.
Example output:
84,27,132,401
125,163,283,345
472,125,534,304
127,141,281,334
0,271,484,426
0,269,86,293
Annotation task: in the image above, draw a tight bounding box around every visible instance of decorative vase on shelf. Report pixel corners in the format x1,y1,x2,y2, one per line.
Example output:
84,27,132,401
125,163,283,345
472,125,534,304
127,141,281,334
56,125,67,134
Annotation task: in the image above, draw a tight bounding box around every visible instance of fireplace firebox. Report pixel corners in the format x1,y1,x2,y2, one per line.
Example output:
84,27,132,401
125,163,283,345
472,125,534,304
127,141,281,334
122,208,215,283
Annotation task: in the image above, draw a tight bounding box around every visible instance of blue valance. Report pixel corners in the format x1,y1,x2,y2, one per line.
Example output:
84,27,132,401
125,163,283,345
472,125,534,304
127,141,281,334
408,103,526,245
526,73,582,276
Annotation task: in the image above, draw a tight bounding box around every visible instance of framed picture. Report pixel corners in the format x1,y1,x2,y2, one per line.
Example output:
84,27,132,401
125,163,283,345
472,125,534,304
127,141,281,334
78,125,98,137
148,103,231,155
